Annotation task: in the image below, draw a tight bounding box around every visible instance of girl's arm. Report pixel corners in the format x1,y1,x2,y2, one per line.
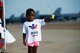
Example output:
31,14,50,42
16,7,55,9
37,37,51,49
23,33,26,46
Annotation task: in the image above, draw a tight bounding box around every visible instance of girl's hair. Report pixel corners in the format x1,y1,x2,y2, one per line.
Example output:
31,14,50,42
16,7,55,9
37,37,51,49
26,8,35,16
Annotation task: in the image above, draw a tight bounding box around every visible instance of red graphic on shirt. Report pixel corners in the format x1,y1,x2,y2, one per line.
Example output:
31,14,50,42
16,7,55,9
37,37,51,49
29,24,37,30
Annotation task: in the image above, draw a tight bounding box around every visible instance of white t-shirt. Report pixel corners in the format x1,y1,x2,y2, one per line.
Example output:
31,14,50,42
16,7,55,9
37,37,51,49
23,19,45,43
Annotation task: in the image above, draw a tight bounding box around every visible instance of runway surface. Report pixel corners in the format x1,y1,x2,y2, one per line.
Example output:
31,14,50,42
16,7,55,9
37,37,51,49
5,22,80,53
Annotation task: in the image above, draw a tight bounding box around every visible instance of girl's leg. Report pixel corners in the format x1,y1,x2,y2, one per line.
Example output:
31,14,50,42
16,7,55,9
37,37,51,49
32,46,38,53
28,46,33,53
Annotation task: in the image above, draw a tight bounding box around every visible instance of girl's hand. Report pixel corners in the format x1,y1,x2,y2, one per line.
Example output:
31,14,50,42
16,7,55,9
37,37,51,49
23,41,26,46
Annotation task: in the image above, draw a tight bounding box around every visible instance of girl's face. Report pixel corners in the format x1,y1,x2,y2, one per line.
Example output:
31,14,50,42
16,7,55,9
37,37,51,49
27,11,35,21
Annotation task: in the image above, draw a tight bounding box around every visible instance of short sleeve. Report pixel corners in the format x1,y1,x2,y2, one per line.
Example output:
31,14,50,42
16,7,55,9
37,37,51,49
22,23,26,33
39,19,45,26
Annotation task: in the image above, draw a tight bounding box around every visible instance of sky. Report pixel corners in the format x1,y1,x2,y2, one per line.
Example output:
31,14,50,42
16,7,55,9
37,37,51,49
5,0,80,18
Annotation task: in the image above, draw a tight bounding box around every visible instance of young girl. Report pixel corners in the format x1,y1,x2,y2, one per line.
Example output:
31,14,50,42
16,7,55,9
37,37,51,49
23,8,54,53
